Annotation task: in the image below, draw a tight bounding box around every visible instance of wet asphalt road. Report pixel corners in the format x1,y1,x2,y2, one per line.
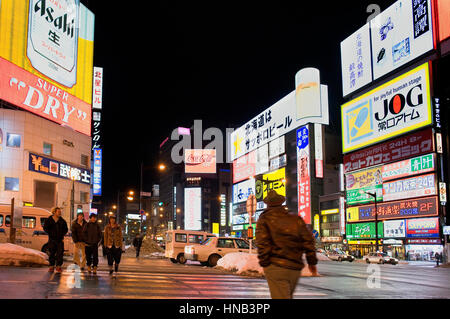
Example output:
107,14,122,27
0,256,448,299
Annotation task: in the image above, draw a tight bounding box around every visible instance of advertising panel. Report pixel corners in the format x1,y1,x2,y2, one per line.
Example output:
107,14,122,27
342,62,432,153
232,179,255,204
384,219,406,238
184,188,202,230
346,222,383,239
255,144,269,175
438,0,450,42
382,153,435,181
356,196,438,221
230,82,329,161
28,152,90,184
185,149,216,174
220,194,226,227
0,0,95,105
370,0,434,80
92,111,101,150
269,154,287,172
343,128,434,173
92,148,102,196
295,68,323,121
297,126,311,223
92,67,103,110
340,23,373,96
406,217,439,238
268,135,285,159
383,173,436,201
262,167,286,199
233,151,256,184
314,123,324,178
346,166,383,205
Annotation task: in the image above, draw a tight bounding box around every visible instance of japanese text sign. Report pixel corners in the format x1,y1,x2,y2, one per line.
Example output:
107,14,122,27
297,126,311,223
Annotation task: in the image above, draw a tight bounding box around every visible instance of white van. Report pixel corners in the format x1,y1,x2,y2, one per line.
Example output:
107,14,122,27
0,205,74,255
165,229,216,264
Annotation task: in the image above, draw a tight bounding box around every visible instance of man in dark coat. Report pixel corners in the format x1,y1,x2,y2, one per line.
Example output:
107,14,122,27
83,213,102,274
43,207,68,273
256,190,318,299
71,212,87,270
133,233,144,258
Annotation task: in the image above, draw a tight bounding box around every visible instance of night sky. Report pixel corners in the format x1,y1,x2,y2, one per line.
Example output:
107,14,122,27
81,0,396,205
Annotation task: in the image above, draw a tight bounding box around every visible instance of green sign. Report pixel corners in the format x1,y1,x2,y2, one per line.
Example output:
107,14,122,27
346,222,383,239
411,154,433,172
346,185,383,205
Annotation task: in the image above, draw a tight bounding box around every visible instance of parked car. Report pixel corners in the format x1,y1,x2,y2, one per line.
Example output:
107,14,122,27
184,237,252,267
364,252,398,265
326,250,355,262
165,229,216,264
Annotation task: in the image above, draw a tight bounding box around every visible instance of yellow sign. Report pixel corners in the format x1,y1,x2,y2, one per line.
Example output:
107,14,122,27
0,0,95,104
345,167,382,190
346,206,360,222
262,167,286,199
212,223,219,235
321,208,339,215
313,214,320,233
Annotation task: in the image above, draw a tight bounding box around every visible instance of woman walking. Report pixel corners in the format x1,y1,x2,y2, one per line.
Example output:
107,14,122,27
104,215,123,276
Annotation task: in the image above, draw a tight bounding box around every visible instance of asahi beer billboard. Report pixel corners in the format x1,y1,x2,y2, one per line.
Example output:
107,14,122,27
0,0,95,136
341,62,432,153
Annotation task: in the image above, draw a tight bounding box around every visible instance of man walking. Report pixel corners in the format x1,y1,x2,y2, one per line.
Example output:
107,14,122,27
83,213,102,274
43,207,68,273
256,190,318,299
104,215,123,275
133,233,143,258
71,212,87,271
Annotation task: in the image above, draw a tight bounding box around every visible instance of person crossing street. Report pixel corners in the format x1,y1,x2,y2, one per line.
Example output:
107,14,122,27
43,207,68,273
83,213,102,274
71,212,87,271
104,215,123,276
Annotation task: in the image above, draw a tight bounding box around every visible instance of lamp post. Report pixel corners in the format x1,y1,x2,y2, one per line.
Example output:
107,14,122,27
366,191,379,252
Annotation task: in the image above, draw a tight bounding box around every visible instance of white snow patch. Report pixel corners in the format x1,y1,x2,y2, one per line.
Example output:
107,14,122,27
216,252,322,277
0,243,49,266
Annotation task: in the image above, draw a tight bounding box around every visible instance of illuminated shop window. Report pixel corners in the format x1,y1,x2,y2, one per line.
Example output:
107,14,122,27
6,133,21,148
5,177,19,191
22,217,36,229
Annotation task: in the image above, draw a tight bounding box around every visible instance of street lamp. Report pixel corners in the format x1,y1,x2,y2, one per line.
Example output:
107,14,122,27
366,191,379,253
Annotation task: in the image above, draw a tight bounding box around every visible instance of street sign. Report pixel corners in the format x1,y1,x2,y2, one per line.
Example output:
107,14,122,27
312,229,319,239
139,210,145,215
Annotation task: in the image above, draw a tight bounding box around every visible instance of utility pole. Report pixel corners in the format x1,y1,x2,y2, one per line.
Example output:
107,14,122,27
366,192,379,252
9,198,15,244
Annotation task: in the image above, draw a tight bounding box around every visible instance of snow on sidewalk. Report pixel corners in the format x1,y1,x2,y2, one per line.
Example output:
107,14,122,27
0,243,49,267
216,252,326,277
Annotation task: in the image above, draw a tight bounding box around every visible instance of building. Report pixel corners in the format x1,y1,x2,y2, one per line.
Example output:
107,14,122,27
0,106,92,221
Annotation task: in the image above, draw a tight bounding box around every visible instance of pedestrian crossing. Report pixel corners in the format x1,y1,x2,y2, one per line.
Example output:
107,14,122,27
51,269,328,299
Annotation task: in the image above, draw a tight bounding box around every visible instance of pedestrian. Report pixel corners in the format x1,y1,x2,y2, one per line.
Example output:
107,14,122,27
435,252,440,267
406,251,409,261
43,207,68,273
104,215,123,275
255,190,318,299
83,213,102,274
71,212,87,271
133,233,143,258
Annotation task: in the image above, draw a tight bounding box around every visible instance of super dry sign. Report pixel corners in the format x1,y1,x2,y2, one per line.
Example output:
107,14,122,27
350,196,438,222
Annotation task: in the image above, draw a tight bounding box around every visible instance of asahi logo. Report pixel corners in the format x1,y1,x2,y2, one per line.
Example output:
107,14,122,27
27,0,79,87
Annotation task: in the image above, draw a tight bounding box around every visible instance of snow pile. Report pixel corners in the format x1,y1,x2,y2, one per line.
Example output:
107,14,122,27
123,236,164,257
216,252,321,277
0,243,49,267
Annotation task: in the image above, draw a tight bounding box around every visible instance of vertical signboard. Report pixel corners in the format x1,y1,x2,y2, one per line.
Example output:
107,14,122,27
297,126,311,223
340,23,373,96
92,67,103,110
220,194,227,227
92,148,102,196
184,188,202,230
314,123,324,178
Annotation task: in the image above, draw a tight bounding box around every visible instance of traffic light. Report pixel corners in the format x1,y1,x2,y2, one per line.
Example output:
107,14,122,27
247,226,254,240
159,201,163,207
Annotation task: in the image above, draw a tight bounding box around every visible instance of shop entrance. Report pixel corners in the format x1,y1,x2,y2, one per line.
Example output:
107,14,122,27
405,245,443,261
383,245,405,259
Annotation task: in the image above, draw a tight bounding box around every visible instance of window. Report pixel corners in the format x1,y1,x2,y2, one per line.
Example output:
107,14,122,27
5,215,10,227
218,239,235,248
0,215,3,227
34,181,56,209
5,177,19,191
175,233,187,243
81,154,89,167
188,234,203,244
6,133,21,148
40,218,47,228
235,239,250,249
43,142,52,155
166,232,172,243
80,191,89,204
22,217,36,229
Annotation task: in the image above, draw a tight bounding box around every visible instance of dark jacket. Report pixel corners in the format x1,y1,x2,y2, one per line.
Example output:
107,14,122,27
82,221,102,245
43,216,68,242
255,206,318,270
133,235,143,248
71,219,87,243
